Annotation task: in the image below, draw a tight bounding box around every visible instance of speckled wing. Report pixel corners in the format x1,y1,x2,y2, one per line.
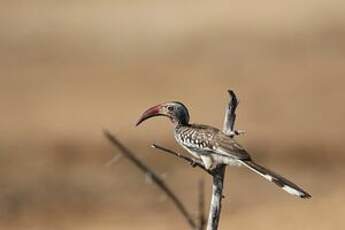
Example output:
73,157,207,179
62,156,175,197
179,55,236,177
174,124,218,156
175,124,250,160
213,132,251,160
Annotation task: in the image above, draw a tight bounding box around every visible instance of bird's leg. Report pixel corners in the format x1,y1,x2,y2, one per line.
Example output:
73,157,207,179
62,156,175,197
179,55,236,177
200,155,214,170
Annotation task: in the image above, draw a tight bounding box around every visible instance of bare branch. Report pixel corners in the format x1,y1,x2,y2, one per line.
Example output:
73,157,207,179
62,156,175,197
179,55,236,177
152,144,212,175
206,165,226,230
151,144,227,230
151,144,226,230
207,89,240,230
223,90,244,137
103,130,197,229
223,90,238,133
198,179,206,230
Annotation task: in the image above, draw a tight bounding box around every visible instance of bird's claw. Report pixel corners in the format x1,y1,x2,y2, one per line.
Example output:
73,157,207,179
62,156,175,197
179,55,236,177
190,160,197,167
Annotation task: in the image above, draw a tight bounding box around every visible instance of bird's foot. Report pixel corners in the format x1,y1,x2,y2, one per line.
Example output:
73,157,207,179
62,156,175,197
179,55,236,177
190,160,197,167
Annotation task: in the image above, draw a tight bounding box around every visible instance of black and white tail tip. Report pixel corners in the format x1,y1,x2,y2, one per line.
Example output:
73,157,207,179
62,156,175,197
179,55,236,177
241,160,311,199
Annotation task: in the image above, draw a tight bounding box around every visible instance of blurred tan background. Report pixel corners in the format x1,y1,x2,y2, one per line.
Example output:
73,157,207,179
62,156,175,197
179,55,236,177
1,0,345,229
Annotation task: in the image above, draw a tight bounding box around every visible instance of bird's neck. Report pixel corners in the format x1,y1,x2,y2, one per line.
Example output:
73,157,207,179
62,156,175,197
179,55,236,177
174,122,190,130
172,115,189,126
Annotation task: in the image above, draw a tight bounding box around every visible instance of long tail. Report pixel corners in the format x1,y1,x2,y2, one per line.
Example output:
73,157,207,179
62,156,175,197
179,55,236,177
241,160,311,199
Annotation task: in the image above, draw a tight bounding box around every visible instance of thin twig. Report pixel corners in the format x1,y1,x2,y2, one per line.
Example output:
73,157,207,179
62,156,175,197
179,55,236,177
104,130,197,229
152,144,211,230
198,179,206,230
152,144,211,175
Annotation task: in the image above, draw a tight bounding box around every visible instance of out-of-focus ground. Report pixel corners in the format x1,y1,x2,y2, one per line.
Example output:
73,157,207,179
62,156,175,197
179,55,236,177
1,1,345,229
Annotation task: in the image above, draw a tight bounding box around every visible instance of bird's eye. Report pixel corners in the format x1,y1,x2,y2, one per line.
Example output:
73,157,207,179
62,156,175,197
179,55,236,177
167,106,174,111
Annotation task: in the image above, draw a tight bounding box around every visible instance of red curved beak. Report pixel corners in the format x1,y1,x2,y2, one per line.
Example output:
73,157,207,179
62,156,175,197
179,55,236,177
136,105,162,126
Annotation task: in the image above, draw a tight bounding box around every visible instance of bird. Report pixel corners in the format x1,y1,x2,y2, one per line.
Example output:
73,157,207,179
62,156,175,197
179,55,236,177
136,101,311,199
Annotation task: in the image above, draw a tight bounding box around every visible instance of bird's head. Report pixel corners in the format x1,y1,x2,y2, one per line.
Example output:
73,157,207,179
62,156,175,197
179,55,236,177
136,101,190,126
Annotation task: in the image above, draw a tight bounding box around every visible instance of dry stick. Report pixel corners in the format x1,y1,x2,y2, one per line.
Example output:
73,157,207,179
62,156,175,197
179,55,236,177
206,165,226,230
151,145,209,229
207,89,239,230
223,90,238,135
152,144,210,229
198,179,206,230
152,144,211,175
103,130,197,229
152,144,209,230
151,145,208,230
152,144,208,230
152,144,225,230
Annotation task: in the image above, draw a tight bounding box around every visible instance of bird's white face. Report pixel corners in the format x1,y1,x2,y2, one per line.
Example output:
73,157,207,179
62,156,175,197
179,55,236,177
160,102,183,123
